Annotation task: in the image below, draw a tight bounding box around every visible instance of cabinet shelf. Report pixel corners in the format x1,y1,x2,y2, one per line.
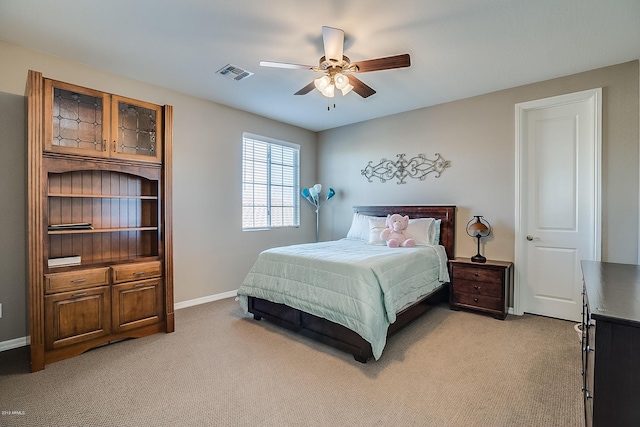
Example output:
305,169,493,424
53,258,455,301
48,226,158,235
48,193,158,200
46,255,161,273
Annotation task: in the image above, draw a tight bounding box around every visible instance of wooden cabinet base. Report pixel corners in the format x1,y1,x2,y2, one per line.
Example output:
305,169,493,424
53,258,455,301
43,323,165,367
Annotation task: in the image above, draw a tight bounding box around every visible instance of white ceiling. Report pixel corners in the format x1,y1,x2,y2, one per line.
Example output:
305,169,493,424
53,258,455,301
1,0,639,132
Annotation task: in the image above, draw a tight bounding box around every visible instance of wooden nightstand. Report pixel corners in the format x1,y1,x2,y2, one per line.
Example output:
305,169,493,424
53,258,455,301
449,257,513,320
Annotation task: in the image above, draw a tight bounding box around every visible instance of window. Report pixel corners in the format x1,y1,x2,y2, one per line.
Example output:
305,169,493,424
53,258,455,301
242,133,300,230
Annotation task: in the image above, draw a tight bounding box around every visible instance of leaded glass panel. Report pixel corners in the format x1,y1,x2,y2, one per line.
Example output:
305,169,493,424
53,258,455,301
52,88,103,151
116,102,157,157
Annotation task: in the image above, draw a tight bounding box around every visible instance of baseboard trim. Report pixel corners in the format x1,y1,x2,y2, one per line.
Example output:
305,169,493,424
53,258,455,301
0,336,30,352
173,290,238,310
0,291,239,352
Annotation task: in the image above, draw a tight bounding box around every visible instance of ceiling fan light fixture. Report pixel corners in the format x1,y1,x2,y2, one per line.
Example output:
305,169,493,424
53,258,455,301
334,72,349,90
314,75,330,90
322,83,335,98
314,74,336,97
340,83,354,96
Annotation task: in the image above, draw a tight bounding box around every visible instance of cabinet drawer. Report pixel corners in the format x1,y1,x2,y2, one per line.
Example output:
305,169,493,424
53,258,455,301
45,267,110,294
452,279,503,298
452,291,503,312
112,261,162,284
452,265,503,284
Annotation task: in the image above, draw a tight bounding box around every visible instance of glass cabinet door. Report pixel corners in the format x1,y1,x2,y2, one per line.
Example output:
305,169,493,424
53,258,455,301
111,96,163,163
44,79,110,157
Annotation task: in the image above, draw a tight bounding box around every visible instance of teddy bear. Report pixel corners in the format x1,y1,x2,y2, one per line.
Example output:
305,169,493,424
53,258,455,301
380,214,416,248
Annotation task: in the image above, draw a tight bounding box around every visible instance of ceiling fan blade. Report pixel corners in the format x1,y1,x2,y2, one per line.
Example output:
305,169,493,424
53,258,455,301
260,61,314,70
322,26,344,64
352,54,411,73
347,75,376,98
294,81,316,95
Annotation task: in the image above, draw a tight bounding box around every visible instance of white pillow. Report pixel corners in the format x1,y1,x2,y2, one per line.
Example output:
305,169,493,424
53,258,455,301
402,218,433,246
367,217,387,245
346,213,385,241
433,219,442,245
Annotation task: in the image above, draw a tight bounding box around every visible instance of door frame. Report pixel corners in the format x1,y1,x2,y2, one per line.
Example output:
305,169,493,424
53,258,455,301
514,88,602,316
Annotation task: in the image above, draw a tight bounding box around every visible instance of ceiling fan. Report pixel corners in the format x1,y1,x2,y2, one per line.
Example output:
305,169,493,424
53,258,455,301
260,26,411,99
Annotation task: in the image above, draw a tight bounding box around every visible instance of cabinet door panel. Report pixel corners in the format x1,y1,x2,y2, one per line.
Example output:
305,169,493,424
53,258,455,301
112,278,163,332
44,79,110,157
111,96,162,163
44,286,111,349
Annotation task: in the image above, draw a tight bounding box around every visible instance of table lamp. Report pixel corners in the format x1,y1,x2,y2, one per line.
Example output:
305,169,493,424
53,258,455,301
466,215,491,263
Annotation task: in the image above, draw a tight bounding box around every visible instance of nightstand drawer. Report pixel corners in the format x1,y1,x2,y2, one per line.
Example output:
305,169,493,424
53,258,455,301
452,291,503,311
451,264,502,284
452,279,503,298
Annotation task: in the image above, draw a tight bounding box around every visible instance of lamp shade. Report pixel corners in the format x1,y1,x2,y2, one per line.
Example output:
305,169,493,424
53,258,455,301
466,216,491,237
340,84,353,96
323,83,335,97
334,73,349,89
327,187,335,200
468,221,490,236
314,75,330,91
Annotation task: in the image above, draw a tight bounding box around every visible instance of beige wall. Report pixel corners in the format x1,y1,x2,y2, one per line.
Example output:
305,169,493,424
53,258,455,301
318,61,640,265
0,41,317,343
0,90,26,344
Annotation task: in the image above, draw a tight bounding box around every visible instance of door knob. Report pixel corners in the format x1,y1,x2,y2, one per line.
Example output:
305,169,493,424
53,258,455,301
526,235,534,241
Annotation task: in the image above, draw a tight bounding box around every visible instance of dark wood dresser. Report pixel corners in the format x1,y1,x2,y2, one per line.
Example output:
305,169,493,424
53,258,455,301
581,261,640,427
449,258,512,320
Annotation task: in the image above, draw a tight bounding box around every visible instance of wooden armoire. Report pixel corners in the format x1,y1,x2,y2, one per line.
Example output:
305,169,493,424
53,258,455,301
27,70,174,372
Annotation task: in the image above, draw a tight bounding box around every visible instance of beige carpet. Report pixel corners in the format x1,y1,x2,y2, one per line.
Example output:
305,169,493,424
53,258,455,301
0,298,584,427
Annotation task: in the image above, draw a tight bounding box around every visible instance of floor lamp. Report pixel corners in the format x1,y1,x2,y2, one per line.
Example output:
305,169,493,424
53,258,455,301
301,184,335,242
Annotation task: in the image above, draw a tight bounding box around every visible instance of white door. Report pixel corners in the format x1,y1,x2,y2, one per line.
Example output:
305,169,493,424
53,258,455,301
515,89,601,322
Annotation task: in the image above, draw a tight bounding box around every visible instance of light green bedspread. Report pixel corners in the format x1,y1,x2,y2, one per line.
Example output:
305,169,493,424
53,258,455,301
237,239,450,360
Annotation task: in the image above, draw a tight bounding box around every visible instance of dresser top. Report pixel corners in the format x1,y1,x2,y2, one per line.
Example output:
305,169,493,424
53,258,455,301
581,261,640,326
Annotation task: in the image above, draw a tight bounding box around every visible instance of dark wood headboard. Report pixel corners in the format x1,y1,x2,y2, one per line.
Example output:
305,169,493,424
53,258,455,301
353,205,456,260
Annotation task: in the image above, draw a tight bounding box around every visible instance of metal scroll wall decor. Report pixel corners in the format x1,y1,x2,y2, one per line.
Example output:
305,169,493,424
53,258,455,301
361,153,451,184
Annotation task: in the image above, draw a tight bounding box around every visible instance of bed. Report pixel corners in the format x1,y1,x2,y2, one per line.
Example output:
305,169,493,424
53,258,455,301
237,205,456,362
